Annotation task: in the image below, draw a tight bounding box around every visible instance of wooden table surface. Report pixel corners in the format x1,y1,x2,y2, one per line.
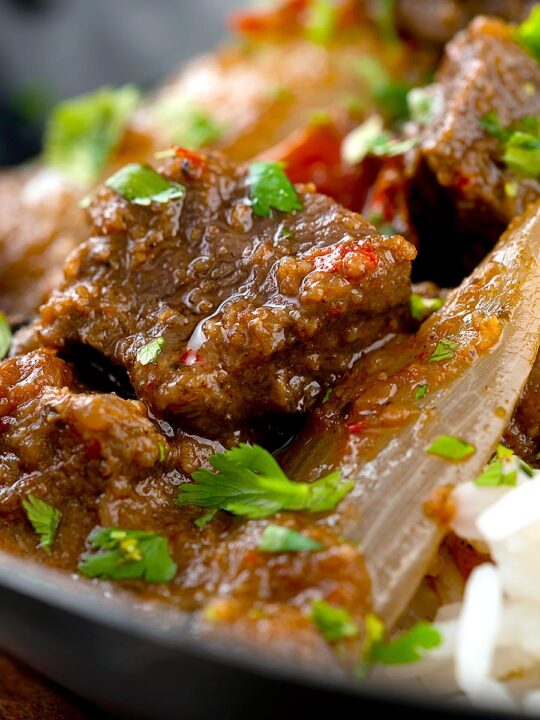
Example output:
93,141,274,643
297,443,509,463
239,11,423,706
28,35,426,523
0,654,114,720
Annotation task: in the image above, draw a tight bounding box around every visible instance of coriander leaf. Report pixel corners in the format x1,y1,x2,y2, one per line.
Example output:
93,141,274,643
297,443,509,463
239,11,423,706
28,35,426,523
363,615,441,665
373,0,398,44
258,524,323,553
136,337,165,365
151,99,224,148
415,383,428,400
44,85,139,186
407,87,441,125
305,0,338,44
0,312,12,360
194,509,217,529
480,112,510,142
21,494,60,552
427,435,476,461
515,4,540,60
410,293,444,321
322,388,333,404
106,164,185,206
78,527,176,583
248,162,303,217
353,55,409,122
475,444,533,487
428,338,458,363
503,131,540,178
176,443,353,519
342,115,417,165
311,600,359,642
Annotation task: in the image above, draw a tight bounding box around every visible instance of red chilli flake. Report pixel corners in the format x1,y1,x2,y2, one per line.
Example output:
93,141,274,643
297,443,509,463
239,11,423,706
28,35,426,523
310,241,378,279
172,146,206,169
180,349,200,366
347,419,367,435
228,0,307,34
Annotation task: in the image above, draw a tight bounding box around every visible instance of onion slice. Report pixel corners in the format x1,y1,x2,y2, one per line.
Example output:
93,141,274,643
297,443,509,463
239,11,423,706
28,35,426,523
284,201,540,627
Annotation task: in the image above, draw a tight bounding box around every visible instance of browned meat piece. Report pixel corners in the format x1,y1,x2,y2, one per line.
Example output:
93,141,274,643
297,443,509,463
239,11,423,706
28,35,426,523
0,168,87,323
417,17,540,239
396,0,533,44
0,349,370,665
503,353,540,462
33,150,414,435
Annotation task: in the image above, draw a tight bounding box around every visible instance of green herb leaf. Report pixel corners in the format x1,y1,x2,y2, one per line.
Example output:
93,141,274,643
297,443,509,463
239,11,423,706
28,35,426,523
428,338,458,363
362,614,441,666
305,0,338,44
21,494,60,552
44,85,139,186
342,115,417,165
481,113,540,179
415,383,428,400
427,435,476,461
106,164,185,206
322,388,333,404
258,524,323,553
152,99,224,148
410,293,444,321
311,600,359,642
177,443,353,519
475,444,533,487
247,162,303,218
78,527,177,583
515,4,540,60
0,312,12,360
194,509,218,529
136,337,165,365
353,56,409,122
407,87,441,125
373,0,398,44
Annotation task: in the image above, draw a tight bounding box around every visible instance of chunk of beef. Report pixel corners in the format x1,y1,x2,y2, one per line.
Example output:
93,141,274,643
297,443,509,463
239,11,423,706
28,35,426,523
0,167,87,323
0,349,370,665
35,150,415,435
395,0,533,44
503,352,540,462
418,18,540,240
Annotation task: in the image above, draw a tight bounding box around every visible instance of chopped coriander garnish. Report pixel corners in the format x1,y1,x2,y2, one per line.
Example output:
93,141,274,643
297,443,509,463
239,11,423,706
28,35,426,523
136,337,165,365
21,495,60,552
78,527,177,583
415,383,428,400
505,179,519,198
410,293,444,321
258,524,323,553
427,435,476,461
373,0,398,44
311,600,359,642
358,613,441,674
153,99,224,149
177,443,353,519
475,444,533,487
0,312,12,360
158,442,166,463
194,509,218,529
322,388,333,404
515,5,540,60
353,57,409,122
106,164,185,206
481,112,540,179
428,338,458,363
247,162,303,218
44,85,139,186
407,87,441,125
342,115,417,165
305,0,338,44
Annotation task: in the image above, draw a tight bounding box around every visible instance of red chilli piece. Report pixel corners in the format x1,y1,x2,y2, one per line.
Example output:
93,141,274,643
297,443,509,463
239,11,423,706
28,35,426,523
309,241,378,279
228,0,308,34
347,419,367,435
180,349,200,366
171,146,206,169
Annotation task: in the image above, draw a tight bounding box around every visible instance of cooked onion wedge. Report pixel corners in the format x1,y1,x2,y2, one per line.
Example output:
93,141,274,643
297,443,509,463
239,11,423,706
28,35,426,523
284,201,540,627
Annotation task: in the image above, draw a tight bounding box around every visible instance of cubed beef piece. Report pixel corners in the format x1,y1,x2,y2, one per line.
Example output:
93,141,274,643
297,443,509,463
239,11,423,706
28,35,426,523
396,0,533,44
0,349,369,665
418,17,540,240
35,150,415,435
503,352,540,462
0,167,87,322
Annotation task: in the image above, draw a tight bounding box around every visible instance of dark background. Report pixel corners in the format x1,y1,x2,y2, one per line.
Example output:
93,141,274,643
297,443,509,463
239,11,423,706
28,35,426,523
0,0,249,165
